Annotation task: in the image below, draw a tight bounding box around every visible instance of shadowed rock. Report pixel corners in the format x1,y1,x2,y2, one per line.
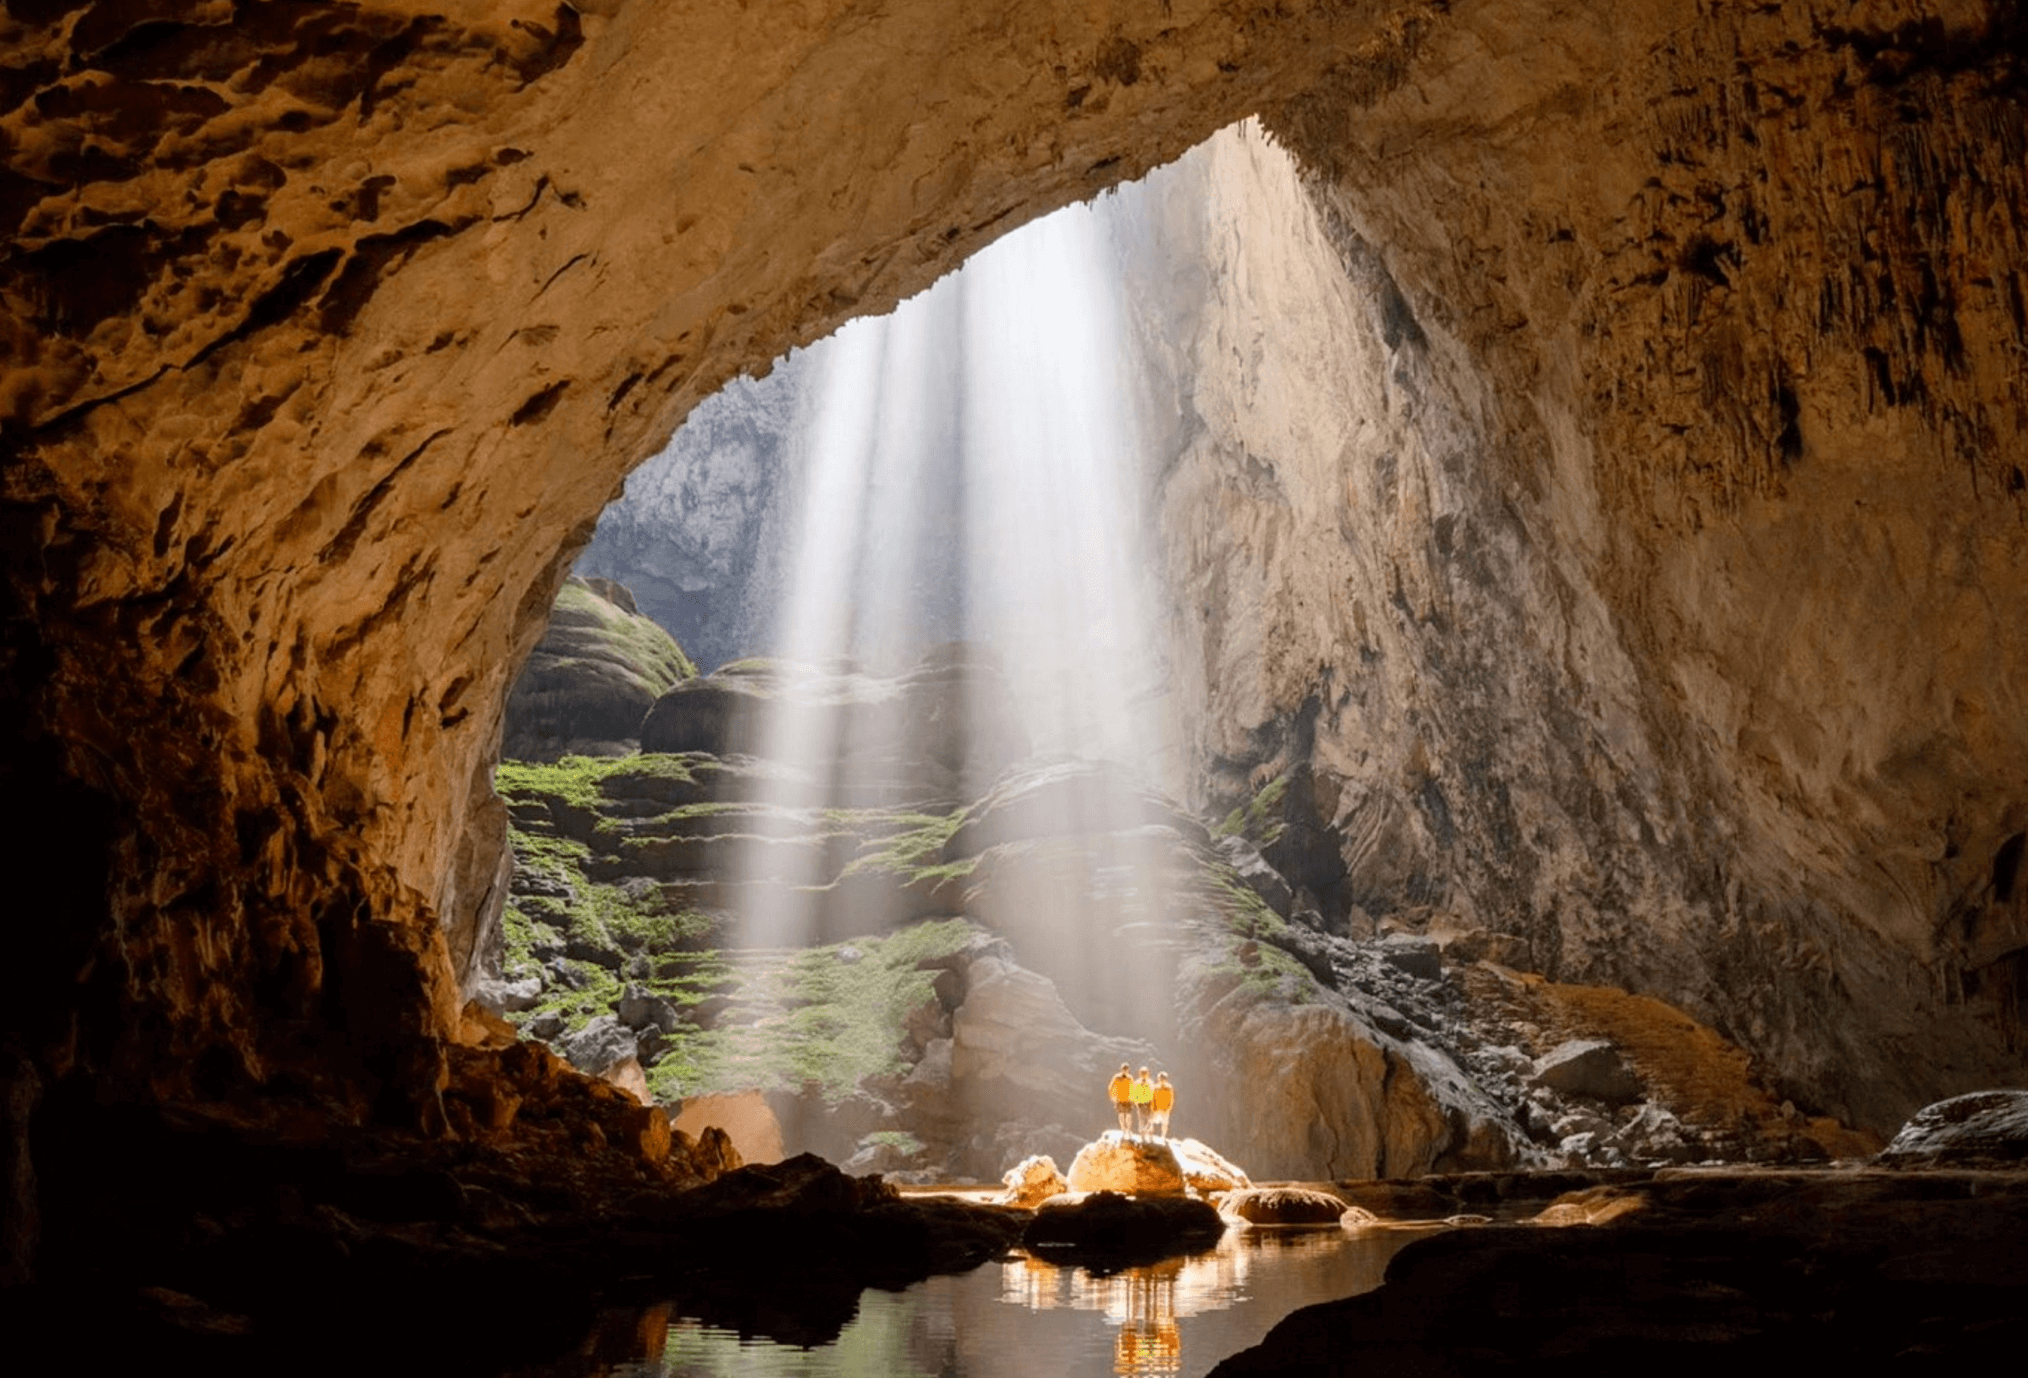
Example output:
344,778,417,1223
1878,1090,2028,1168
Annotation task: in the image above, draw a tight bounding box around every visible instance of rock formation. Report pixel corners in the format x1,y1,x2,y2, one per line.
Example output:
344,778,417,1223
2,0,2025,1316
501,575,695,761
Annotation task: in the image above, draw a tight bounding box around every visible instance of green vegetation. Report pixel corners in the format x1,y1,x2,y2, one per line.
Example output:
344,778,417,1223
1200,860,1318,1006
836,808,973,886
1214,770,1290,848
553,577,697,684
640,917,978,1104
495,752,714,817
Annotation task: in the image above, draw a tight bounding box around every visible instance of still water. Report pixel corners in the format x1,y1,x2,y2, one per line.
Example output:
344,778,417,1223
570,1225,1422,1378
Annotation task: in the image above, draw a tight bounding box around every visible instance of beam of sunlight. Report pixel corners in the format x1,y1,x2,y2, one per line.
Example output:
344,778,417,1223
712,173,1197,1157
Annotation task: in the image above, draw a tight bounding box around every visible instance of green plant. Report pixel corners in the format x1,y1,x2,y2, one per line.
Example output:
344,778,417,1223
1214,771,1290,847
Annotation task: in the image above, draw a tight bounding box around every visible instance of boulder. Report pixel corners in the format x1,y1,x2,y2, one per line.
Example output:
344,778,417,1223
1377,934,1443,982
1064,1131,1188,1196
672,1092,784,1166
1024,1190,1226,1261
502,576,695,761
948,957,1152,1122
1221,1186,1349,1225
557,1016,639,1079
998,1154,1069,1208
616,983,681,1034
1878,1089,2028,1167
1528,1040,1643,1105
1173,1138,1253,1193
470,974,543,1015
1180,960,1525,1179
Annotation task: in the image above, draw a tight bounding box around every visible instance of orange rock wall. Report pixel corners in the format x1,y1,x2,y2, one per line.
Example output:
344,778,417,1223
0,0,2022,1180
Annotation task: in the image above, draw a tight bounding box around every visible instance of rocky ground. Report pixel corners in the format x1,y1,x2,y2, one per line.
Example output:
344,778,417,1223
476,596,1875,1189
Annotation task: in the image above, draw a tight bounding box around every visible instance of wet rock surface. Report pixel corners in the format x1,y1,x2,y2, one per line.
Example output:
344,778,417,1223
1024,1190,1226,1267
1220,1186,1349,1226
1210,1167,2028,1376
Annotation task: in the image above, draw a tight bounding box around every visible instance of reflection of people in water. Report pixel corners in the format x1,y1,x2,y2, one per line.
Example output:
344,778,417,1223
1111,1254,1186,1376
1114,1316,1183,1376
1150,1072,1174,1139
1109,1062,1135,1132
1131,1066,1155,1134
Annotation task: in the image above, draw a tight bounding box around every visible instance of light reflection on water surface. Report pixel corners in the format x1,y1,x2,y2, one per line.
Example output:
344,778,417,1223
590,1225,1420,1378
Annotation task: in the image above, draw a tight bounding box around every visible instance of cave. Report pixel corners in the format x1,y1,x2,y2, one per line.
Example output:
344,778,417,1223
3,1,2026,1371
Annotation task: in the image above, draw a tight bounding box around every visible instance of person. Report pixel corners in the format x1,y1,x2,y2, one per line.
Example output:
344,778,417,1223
1150,1071,1175,1138
1130,1065,1155,1134
1108,1062,1134,1133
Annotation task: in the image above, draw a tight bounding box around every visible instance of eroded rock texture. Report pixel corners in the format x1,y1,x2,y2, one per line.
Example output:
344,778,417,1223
1,0,2025,1286
0,0,1353,1270
1152,2,2028,1131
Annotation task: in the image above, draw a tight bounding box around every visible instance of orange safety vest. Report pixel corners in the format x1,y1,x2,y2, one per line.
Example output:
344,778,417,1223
1108,1072,1134,1103
1152,1082,1174,1112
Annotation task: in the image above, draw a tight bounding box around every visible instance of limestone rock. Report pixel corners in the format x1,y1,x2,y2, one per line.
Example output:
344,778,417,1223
1024,1191,1226,1259
672,1093,782,1168
1221,1186,1348,1226
1173,1138,1253,1194
1529,1041,1644,1106
1065,1132,1188,1196
1180,954,1525,1180
502,577,695,762
945,760,1208,859
1878,1090,2028,1168
998,1155,1069,1209
615,984,679,1035
638,648,1026,803
948,958,1153,1127
557,1016,638,1080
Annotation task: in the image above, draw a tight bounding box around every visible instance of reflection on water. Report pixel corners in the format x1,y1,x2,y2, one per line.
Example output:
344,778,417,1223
586,1226,1420,1378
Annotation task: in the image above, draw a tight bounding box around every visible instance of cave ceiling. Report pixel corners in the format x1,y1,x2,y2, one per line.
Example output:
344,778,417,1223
1,0,2024,1151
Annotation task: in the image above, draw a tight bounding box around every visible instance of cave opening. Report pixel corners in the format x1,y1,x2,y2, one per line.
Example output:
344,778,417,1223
7,2,2028,1369
490,123,1279,1181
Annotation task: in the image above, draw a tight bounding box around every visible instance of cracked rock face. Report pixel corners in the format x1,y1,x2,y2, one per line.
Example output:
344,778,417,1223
1145,3,2028,1132
2,0,2026,1281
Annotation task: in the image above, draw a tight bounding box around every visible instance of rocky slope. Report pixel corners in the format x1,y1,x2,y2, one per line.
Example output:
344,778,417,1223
483,646,1855,1182
1139,47,2028,1132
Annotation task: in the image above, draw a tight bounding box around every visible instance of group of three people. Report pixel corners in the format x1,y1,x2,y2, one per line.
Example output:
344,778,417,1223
1107,1063,1175,1137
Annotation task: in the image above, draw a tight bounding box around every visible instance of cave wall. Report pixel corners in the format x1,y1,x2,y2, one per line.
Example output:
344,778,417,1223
1142,0,2028,1130
0,0,2023,1270
0,0,1362,1261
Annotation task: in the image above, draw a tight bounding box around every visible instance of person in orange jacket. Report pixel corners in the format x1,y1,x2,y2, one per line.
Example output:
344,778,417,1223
1150,1071,1175,1138
1107,1062,1134,1132
1130,1065,1156,1134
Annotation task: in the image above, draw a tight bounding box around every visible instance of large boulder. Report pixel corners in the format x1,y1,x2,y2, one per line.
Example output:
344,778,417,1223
557,1016,639,1079
947,957,1154,1127
503,577,696,761
1529,1040,1644,1105
1173,1137,1253,1194
1221,1186,1348,1225
1180,956,1526,1180
998,1154,1070,1208
1878,1090,2028,1168
1065,1131,1188,1195
1024,1191,1226,1261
